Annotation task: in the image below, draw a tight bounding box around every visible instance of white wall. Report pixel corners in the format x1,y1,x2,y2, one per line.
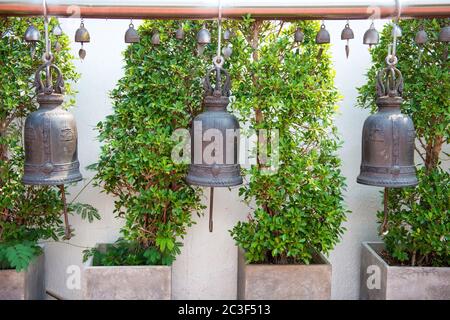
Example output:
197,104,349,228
44,19,386,300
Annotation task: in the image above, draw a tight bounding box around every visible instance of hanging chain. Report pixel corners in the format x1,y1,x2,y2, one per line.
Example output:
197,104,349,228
42,0,53,87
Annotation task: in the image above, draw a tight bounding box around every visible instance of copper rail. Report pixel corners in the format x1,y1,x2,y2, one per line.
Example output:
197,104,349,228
0,0,449,20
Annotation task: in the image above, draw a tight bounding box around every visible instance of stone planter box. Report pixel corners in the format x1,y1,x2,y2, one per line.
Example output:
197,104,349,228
360,242,450,300
82,244,171,300
0,254,45,300
237,249,332,300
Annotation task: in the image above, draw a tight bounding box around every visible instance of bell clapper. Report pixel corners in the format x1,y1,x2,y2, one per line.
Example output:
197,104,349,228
380,187,389,235
59,185,72,240
209,187,214,233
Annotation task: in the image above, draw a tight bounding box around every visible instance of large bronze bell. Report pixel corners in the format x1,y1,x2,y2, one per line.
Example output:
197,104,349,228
186,59,242,187
186,58,242,232
357,60,418,188
23,60,82,185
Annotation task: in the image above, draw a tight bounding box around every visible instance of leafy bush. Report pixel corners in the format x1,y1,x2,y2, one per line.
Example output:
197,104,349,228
229,19,347,264
88,20,209,266
357,19,449,266
0,18,99,271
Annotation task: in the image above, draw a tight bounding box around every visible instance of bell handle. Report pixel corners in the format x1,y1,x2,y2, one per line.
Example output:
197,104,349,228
376,65,403,98
204,63,231,97
35,60,65,95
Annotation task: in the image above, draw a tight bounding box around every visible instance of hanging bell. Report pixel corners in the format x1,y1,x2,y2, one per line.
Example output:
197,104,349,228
75,20,90,60
341,23,354,58
438,25,450,42
52,23,63,37
186,58,242,188
175,26,185,40
357,63,418,188
24,24,41,43
223,29,232,41
341,23,354,40
438,25,450,61
415,27,428,46
363,22,379,48
294,28,304,43
392,24,402,38
23,60,82,185
151,31,160,45
316,23,330,44
222,44,232,59
125,23,140,43
75,22,90,44
197,25,211,45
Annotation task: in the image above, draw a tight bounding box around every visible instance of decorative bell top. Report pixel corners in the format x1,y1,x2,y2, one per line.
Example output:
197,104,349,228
376,56,403,100
52,24,63,37
151,31,160,45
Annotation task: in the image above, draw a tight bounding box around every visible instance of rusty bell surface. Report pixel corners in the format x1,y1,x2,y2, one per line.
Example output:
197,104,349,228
23,62,82,185
357,63,418,188
186,64,242,187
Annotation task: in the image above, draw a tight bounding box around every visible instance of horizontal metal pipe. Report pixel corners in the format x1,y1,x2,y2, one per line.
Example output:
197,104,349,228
0,0,449,20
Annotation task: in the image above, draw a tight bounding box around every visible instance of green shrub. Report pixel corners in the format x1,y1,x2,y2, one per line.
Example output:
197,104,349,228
229,19,347,264
88,20,209,266
0,18,99,271
357,19,449,266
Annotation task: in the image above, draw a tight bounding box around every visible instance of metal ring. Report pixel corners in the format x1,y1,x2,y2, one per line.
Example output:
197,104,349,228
42,52,53,62
213,55,224,67
385,54,397,65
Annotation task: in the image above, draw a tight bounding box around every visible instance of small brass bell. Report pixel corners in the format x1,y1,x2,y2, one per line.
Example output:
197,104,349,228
341,22,354,58
151,31,160,45
222,44,232,59
24,24,40,42
392,24,402,38
223,29,232,41
125,23,140,43
415,26,428,45
294,28,304,43
52,23,63,37
438,25,450,61
438,25,450,42
197,25,211,45
75,20,90,60
357,61,418,188
316,23,330,59
23,59,82,185
316,23,330,44
175,26,185,40
24,24,40,57
363,22,379,48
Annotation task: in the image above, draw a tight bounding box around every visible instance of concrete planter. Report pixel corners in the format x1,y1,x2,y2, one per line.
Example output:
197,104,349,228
237,249,332,300
82,244,171,300
0,254,45,300
360,242,450,300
